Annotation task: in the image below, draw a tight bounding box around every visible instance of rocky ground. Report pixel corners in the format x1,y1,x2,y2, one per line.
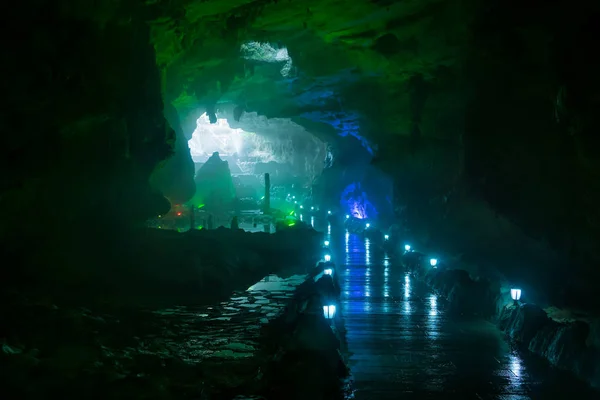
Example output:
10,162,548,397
0,228,350,399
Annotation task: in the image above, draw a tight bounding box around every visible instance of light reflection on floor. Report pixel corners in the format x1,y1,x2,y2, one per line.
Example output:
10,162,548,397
333,228,597,400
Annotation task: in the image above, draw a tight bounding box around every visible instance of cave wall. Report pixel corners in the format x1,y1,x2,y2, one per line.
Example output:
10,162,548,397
462,0,600,305
1,2,173,284
6,0,600,305
150,103,196,204
389,0,600,311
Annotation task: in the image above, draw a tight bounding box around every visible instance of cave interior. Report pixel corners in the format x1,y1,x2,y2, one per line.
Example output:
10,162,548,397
2,0,600,395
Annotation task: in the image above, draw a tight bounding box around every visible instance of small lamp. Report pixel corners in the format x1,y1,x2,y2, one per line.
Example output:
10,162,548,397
324,254,332,262
323,304,337,319
365,223,370,228
323,268,333,276
345,215,350,219
511,288,522,304
327,210,331,215
311,206,314,210
324,240,330,247
384,234,389,240
429,258,438,267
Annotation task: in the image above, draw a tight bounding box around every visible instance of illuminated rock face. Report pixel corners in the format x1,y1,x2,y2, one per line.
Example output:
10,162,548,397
192,152,236,211
150,103,196,205
7,1,600,307
186,109,327,186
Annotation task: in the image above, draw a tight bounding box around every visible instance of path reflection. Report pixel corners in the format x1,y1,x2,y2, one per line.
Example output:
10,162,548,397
427,294,440,339
334,224,600,400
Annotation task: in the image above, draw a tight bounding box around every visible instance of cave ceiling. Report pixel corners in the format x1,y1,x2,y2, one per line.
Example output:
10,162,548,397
147,0,469,152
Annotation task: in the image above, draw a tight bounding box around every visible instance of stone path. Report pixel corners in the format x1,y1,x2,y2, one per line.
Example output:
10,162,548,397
332,229,598,400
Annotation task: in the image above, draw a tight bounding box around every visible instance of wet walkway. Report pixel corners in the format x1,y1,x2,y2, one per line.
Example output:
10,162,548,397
145,274,307,362
329,228,598,400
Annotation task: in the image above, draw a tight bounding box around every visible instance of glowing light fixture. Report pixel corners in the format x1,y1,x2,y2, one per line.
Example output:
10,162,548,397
429,258,438,267
324,240,330,247
365,223,370,228
511,288,522,301
384,234,389,240
324,254,332,262
327,210,332,215
294,201,297,204
345,215,350,219
176,212,182,216
404,244,411,252
311,206,314,210
324,268,333,276
323,304,336,319
300,205,304,209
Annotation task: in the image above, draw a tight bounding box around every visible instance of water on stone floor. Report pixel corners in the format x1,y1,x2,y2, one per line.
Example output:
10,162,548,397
312,218,598,400
146,274,306,362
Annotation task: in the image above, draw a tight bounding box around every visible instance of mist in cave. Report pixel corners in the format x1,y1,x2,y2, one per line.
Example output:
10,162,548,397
2,0,600,398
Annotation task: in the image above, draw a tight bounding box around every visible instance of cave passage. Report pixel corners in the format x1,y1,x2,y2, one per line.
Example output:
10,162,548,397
327,224,599,399
6,0,600,397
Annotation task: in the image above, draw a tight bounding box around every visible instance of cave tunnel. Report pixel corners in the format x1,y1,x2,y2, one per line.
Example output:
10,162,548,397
2,0,600,398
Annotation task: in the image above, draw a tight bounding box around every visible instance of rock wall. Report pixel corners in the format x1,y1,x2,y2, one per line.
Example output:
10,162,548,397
1,3,178,286
404,253,600,390
260,271,349,400
391,0,600,313
150,103,196,204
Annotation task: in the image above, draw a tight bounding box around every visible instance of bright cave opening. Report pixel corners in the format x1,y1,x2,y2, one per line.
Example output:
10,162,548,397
178,111,328,227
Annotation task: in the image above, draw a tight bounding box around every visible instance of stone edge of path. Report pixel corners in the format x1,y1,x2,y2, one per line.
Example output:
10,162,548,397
401,251,600,391
233,263,351,399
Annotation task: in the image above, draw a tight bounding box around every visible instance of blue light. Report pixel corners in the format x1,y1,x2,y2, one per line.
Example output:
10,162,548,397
384,234,389,240
429,258,438,267
511,288,522,301
345,214,350,219
323,304,337,319
404,244,411,251
365,223,370,228
341,182,377,220
324,268,333,276
327,210,331,215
